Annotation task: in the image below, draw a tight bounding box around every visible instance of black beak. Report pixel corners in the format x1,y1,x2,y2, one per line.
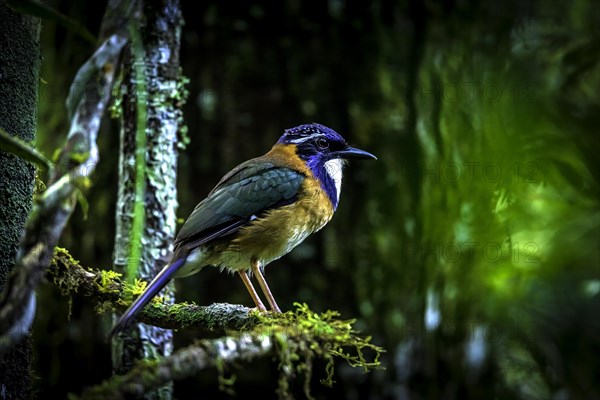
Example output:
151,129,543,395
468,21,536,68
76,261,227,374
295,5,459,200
332,145,377,160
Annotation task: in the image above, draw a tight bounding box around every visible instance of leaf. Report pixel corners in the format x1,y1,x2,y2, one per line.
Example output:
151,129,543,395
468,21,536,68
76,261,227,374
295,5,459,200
0,127,54,172
6,0,96,44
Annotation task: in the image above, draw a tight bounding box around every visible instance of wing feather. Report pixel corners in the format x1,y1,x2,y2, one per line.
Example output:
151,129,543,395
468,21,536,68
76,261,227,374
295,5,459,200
173,160,304,255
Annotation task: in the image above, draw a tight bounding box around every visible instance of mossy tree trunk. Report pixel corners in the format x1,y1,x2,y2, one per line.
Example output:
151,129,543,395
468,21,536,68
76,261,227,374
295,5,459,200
0,3,40,399
111,1,184,399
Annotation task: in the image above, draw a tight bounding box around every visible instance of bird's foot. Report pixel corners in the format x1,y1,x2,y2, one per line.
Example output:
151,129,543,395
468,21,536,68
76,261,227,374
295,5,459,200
270,304,282,313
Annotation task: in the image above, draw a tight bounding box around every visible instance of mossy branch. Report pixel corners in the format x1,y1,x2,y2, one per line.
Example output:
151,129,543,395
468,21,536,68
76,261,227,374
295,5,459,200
49,248,258,333
76,333,274,400
51,247,385,399
74,303,384,400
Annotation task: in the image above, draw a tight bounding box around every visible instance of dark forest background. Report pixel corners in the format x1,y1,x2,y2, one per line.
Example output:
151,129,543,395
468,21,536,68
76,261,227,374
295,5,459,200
29,0,599,399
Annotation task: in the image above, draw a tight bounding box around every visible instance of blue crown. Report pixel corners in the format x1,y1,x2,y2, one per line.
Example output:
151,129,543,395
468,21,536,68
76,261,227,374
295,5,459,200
277,123,345,145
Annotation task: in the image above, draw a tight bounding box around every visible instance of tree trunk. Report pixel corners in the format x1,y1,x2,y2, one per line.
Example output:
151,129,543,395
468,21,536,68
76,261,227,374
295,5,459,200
0,2,40,399
111,1,184,399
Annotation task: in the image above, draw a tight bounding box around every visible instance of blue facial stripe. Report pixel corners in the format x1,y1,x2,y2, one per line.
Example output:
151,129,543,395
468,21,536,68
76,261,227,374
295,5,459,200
305,156,340,210
275,123,346,209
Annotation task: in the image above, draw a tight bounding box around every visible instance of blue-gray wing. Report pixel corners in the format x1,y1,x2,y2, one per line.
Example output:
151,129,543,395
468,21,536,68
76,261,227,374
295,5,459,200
109,160,304,337
173,160,304,255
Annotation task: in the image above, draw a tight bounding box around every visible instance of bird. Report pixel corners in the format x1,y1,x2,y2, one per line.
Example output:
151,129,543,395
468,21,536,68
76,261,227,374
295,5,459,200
108,123,376,337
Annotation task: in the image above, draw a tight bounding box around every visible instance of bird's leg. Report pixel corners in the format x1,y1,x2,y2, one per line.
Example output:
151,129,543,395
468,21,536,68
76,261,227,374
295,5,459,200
238,270,266,311
251,258,281,313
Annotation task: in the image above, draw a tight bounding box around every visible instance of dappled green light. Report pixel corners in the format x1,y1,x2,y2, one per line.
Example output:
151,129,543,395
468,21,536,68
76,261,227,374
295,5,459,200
349,1,599,398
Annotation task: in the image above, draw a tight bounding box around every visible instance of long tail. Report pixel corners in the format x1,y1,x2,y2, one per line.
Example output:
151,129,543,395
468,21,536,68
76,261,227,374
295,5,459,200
107,257,186,338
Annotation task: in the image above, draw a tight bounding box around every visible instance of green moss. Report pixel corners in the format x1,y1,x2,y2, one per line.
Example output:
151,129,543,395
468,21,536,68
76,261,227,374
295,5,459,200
135,358,161,384
68,151,90,164
74,358,161,399
119,278,147,305
215,357,236,396
94,301,114,315
93,269,127,308
34,168,46,194
51,247,152,314
51,248,83,320
51,247,82,295
250,303,385,398
174,73,190,102
97,270,122,294
153,300,194,326
109,71,124,119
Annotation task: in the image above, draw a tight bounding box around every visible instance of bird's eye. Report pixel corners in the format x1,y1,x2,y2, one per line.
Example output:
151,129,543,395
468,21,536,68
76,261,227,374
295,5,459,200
316,138,329,150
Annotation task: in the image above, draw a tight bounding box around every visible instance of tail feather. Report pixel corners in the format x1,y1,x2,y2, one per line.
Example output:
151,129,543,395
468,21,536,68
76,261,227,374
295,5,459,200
107,257,186,338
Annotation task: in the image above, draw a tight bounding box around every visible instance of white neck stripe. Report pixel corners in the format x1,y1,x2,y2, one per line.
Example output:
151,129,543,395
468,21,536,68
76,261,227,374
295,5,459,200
324,159,343,204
